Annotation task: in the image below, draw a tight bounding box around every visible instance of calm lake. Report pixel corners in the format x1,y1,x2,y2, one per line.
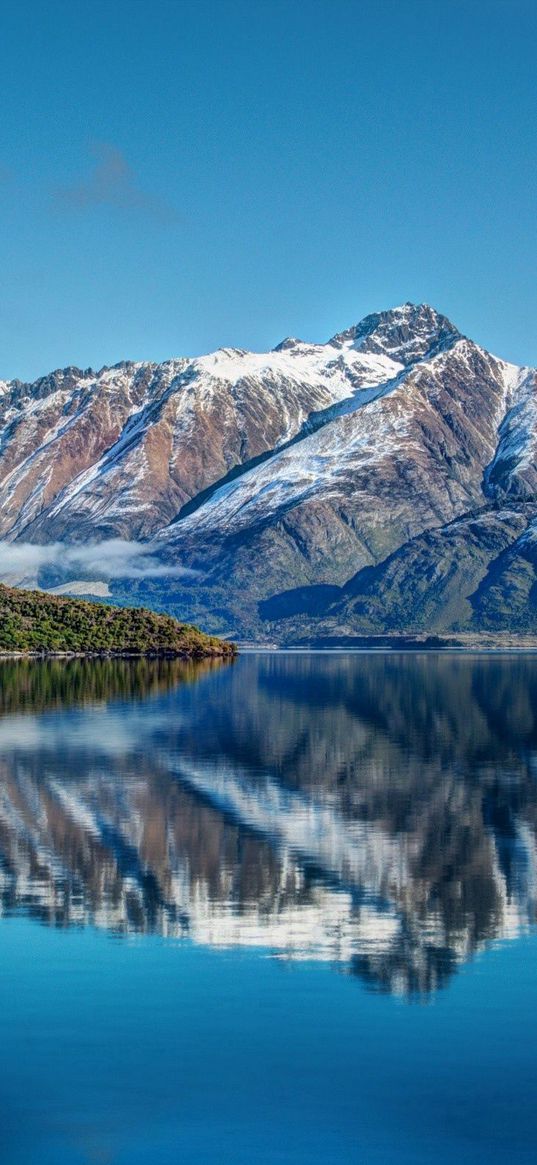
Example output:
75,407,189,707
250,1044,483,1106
1,651,537,1164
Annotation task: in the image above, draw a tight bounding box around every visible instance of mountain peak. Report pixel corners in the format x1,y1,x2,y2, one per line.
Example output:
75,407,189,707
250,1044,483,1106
272,336,305,352
329,303,462,366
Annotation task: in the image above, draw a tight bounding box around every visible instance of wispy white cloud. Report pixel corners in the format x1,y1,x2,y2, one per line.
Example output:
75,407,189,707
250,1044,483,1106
54,142,179,222
0,539,193,582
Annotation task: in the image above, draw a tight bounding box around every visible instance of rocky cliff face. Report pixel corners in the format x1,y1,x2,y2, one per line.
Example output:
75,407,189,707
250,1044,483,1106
1,303,537,638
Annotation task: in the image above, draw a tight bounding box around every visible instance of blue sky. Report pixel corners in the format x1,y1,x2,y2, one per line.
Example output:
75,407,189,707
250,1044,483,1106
1,0,536,380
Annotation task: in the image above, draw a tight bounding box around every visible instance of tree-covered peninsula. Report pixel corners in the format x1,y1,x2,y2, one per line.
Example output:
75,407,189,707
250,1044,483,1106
0,583,235,658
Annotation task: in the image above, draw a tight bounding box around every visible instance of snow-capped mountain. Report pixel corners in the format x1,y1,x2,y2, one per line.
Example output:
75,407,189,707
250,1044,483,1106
0,314,410,542
1,302,537,638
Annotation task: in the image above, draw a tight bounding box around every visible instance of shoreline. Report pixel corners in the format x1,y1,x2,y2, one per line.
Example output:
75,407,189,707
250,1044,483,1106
0,648,237,660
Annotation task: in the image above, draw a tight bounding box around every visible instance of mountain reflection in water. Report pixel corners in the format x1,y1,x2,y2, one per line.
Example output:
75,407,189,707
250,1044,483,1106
0,652,537,996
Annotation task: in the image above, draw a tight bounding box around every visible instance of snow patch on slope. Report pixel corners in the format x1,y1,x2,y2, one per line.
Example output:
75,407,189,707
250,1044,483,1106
158,341,468,542
484,367,537,497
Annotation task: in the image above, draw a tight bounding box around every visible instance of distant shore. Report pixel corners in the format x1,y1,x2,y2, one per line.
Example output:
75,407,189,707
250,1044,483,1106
237,633,537,653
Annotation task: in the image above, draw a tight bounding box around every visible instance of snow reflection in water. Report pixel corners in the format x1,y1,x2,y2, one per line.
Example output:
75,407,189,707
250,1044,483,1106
1,652,537,995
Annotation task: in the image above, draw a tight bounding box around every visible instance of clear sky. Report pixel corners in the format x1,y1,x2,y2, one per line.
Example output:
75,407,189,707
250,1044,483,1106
2,0,536,380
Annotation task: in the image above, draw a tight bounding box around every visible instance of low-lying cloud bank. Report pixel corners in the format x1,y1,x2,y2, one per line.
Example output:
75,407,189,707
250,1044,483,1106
0,540,192,582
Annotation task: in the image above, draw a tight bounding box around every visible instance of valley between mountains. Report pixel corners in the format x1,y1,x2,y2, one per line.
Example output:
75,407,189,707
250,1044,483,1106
1,302,537,642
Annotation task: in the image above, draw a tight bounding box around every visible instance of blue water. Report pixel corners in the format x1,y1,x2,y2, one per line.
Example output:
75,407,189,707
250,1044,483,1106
1,653,537,1163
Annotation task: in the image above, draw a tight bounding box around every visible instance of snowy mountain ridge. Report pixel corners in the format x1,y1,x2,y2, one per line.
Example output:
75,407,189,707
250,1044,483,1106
1,302,537,638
